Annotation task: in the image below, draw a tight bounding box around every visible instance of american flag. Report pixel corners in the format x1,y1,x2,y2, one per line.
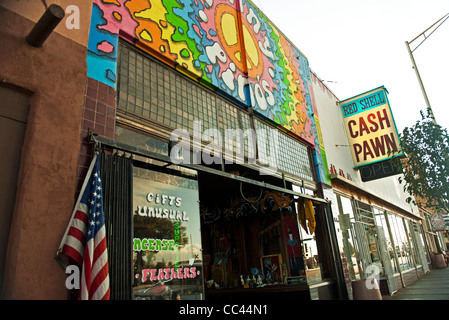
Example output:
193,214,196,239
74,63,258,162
61,156,110,300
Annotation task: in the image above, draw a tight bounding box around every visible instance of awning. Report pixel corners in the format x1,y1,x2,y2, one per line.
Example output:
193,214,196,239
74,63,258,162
89,134,329,205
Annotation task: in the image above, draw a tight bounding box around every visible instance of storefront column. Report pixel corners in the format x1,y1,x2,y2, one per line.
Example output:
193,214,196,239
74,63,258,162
322,202,349,299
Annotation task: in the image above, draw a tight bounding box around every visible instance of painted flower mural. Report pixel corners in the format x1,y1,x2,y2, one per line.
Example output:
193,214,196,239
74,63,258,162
86,0,327,182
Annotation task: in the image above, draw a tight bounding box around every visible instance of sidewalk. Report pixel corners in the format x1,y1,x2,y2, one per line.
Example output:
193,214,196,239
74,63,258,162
383,267,449,300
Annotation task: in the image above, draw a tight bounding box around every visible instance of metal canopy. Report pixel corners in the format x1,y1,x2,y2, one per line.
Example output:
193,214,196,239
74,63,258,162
89,134,329,204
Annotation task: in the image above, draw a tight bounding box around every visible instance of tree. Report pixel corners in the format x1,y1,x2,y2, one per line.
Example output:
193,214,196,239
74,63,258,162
398,109,449,214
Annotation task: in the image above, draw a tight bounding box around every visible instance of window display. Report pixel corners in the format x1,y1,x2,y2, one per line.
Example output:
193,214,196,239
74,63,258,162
198,171,316,297
132,167,204,300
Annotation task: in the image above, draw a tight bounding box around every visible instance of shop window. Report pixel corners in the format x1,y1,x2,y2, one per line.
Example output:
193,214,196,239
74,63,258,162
404,220,422,269
337,197,391,280
292,185,326,285
416,224,431,265
298,224,323,285
132,164,204,300
387,214,415,272
198,172,317,300
352,200,387,278
374,209,398,273
336,195,361,280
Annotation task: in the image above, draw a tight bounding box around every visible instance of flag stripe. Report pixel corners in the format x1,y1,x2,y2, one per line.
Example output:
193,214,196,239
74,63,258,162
61,205,89,263
92,250,108,282
61,243,83,266
92,230,107,261
73,207,89,224
90,262,109,299
66,226,86,246
92,235,107,277
60,156,110,300
80,249,91,300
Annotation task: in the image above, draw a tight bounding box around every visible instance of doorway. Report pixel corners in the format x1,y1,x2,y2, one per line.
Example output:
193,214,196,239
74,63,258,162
0,85,30,293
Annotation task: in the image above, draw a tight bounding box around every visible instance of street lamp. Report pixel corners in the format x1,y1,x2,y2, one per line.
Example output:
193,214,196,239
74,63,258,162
405,12,449,124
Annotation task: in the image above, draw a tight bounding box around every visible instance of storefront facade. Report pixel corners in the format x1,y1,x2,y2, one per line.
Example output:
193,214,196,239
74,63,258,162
310,72,432,298
0,0,350,300
69,0,347,300
4,0,431,301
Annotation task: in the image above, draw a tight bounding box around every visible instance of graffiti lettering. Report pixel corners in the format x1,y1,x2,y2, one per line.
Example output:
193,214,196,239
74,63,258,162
87,0,319,145
86,0,327,182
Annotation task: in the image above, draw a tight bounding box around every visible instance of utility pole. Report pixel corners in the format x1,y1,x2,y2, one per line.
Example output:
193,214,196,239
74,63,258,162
405,13,449,124
405,41,433,122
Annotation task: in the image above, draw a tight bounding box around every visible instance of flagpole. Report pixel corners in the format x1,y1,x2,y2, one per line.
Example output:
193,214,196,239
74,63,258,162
56,153,99,261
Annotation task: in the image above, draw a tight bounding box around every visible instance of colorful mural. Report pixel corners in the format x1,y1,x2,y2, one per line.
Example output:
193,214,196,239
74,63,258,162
86,0,328,183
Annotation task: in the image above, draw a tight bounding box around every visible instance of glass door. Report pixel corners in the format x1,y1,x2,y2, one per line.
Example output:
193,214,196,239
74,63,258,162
407,220,430,273
375,225,397,295
352,200,379,279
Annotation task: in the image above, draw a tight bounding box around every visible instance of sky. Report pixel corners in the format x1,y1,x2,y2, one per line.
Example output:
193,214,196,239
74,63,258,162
254,0,449,132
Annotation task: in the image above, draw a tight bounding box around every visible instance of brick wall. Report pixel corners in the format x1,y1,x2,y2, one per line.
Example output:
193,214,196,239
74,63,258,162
76,77,116,192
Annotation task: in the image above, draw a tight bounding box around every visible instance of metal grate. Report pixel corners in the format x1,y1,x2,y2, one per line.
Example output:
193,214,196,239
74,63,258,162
117,42,315,182
217,99,253,160
118,42,217,135
99,151,133,300
253,119,314,181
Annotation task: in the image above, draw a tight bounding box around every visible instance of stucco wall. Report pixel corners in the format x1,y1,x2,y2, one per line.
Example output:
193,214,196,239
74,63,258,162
0,6,88,299
1,0,92,47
